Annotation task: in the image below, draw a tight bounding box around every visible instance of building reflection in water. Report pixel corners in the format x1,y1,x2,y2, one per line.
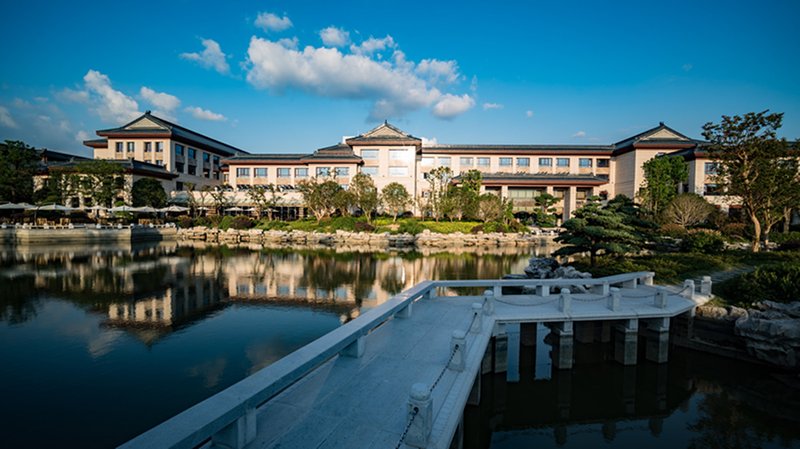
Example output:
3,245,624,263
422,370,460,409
0,241,556,344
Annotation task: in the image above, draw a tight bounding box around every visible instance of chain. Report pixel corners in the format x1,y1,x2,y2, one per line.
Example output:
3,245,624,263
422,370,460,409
429,345,459,394
394,406,419,449
495,297,558,307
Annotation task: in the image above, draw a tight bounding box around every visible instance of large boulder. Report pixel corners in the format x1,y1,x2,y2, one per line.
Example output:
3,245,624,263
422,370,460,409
735,301,800,368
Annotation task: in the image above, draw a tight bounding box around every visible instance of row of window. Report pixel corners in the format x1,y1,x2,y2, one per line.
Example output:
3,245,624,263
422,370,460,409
116,141,164,153
234,166,414,179
421,156,608,168
360,149,409,160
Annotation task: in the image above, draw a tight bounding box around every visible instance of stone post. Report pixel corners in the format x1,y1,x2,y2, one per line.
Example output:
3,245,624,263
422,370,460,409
506,322,521,382
211,407,257,449
608,287,621,311
342,335,365,358
483,289,495,316
397,301,413,319
559,288,572,314
553,321,574,370
645,317,670,363
614,319,638,366
470,303,483,333
654,287,668,309
700,276,712,296
682,280,695,299
537,285,550,296
405,383,433,448
450,331,467,372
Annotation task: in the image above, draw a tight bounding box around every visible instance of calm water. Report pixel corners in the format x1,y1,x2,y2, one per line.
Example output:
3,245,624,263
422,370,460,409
1,242,799,449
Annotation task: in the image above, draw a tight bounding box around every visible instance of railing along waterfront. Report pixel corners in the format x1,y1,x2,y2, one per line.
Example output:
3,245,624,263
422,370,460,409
119,271,680,449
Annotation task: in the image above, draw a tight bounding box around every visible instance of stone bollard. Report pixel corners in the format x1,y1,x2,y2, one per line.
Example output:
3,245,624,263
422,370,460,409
608,287,621,311
405,383,433,448
536,284,551,296
212,407,257,449
654,288,668,309
643,274,654,286
470,303,483,333
559,288,572,314
483,290,495,316
700,276,712,296
450,331,467,371
682,280,695,299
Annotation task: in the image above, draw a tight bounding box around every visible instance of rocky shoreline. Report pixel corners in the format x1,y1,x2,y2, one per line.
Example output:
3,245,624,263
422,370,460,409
176,227,556,249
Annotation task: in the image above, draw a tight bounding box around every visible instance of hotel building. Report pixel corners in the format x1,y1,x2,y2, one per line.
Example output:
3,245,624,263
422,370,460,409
81,112,723,220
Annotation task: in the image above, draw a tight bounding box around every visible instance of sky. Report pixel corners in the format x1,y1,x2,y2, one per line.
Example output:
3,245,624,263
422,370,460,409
1,0,798,157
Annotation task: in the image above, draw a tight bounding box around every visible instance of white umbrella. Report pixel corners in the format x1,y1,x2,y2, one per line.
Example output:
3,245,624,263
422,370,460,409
132,206,158,213
0,203,23,210
160,205,189,213
27,204,75,212
85,205,107,211
225,207,244,212
198,206,209,211
109,205,136,213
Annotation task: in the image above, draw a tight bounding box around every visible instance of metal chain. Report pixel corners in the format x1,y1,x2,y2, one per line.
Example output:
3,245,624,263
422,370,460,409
429,345,459,394
494,297,558,307
394,406,419,449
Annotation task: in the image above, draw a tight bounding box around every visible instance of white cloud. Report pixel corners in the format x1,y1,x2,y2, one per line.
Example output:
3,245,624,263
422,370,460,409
255,12,292,32
349,35,396,56
421,136,438,147
682,63,693,72
526,110,534,118
320,26,350,47
470,76,478,93
185,106,226,121
75,130,90,143
482,102,503,110
180,39,230,74
57,88,90,104
416,59,460,85
245,36,474,120
572,130,587,138
140,87,181,120
277,37,299,49
432,94,475,119
81,70,141,124
0,106,19,128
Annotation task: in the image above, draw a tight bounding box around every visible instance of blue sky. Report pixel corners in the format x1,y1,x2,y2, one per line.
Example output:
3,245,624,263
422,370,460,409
1,0,798,156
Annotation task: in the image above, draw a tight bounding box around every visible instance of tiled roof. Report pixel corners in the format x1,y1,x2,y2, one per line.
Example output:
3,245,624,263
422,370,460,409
424,144,613,155
42,158,178,179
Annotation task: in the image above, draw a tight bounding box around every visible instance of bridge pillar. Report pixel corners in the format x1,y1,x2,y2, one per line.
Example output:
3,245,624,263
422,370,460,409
607,287,621,311
614,319,638,365
682,279,695,299
211,406,256,449
536,285,550,296
575,321,595,344
483,290,495,316
396,301,412,319
552,321,574,370
467,372,481,406
700,276,712,296
507,322,521,382
342,335,365,358
406,383,433,448
493,323,507,373
559,288,572,314
645,317,670,363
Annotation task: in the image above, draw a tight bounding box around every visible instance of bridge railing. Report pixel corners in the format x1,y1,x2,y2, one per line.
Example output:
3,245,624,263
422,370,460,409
118,271,658,449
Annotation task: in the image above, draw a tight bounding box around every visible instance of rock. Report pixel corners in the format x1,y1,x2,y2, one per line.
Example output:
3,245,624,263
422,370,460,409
734,301,800,368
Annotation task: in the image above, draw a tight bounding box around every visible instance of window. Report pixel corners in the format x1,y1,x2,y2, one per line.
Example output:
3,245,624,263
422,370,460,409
144,142,152,153
334,167,350,177
156,142,164,153
477,157,490,167
514,157,529,167
115,142,123,153
212,156,220,166
460,157,473,167
389,166,408,176
361,166,378,176
295,168,308,178
597,158,610,168
254,168,267,178
439,157,451,167
316,167,330,177
389,150,406,160
155,160,163,166
597,174,610,181
175,144,183,156
361,149,379,160
188,148,196,159
421,157,434,166
704,184,722,196
176,182,184,191
705,162,718,175
538,158,551,167
188,165,196,176
203,153,210,162
127,142,135,152
499,157,512,167
556,158,570,167
236,168,250,177
277,168,290,177
579,158,592,167
175,163,184,173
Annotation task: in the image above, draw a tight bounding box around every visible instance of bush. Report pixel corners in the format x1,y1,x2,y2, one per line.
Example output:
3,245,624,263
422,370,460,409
193,216,213,227
218,215,234,230
398,219,425,235
231,216,254,230
329,216,357,231
778,240,800,252
420,221,481,234
721,223,747,240
257,220,289,231
681,230,725,254
176,215,193,229
354,221,375,232
716,263,800,306
771,232,800,245
659,223,688,238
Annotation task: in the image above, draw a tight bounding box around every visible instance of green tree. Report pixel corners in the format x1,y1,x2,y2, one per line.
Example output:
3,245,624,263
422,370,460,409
533,193,558,227
458,169,483,219
637,155,688,221
350,173,379,222
663,193,715,228
381,182,411,222
332,188,355,216
210,189,233,216
74,160,125,207
0,140,39,203
297,177,342,222
702,111,794,252
553,197,641,267
477,193,503,222
425,166,453,221
131,178,167,208
247,184,281,220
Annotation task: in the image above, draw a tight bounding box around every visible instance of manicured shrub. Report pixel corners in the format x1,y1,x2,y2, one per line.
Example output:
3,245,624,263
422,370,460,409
354,221,375,232
231,216,254,230
329,216,357,231
398,219,425,235
193,216,213,227
716,264,800,306
218,215,234,230
720,223,747,240
176,215,193,229
659,223,688,238
771,232,800,245
681,230,725,254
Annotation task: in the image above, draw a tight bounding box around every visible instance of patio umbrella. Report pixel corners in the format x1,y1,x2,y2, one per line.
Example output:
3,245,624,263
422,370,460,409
160,205,189,213
225,207,244,212
108,205,136,213
132,206,158,213
85,205,107,211
26,204,75,212
0,203,22,210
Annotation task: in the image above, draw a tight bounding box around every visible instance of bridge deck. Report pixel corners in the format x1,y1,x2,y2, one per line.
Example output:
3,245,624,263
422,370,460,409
243,285,694,449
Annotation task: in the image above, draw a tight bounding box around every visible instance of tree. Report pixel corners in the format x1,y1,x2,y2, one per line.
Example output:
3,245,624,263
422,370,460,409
477,193,503,222
425,166,453,221
533,193,558,227
702,111,794,252
297,177,342,222
350,173,380,222
131,178,167,207
332,188,355,216
663,193,715,227
381,182,411,222
0,140,39,203
553,197,641,267
458,170,483,219
637,155,688,221
74,160,125,207
247,184,281,220
210,189,232,215
754,157,800,245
